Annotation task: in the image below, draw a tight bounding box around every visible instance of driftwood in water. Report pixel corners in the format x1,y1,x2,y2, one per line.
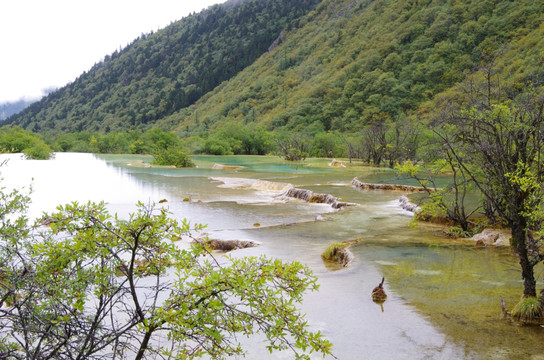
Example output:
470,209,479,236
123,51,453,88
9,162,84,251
351,178,428,192
280,187,354,209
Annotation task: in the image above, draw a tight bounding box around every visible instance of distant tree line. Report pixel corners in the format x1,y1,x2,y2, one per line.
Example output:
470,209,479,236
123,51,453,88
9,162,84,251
1,116,427,167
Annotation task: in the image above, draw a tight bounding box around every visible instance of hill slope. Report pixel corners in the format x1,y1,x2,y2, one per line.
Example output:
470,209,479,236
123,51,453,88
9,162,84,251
165,0,544,134
6,0,320,133
7,0,544,136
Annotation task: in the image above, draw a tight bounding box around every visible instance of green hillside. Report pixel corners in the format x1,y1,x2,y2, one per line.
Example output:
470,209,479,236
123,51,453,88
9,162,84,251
167,0,544,134
7,0,320,133
6,0,544,139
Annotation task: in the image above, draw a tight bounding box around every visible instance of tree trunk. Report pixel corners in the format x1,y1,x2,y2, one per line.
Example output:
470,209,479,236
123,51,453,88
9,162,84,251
511,217,537,297
135,327,155,360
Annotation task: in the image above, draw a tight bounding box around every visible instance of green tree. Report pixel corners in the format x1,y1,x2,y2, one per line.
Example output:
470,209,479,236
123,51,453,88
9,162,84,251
276,132,310,161
0,125,53,159
434,77,544,297
0,185,333,359
152,144,195,168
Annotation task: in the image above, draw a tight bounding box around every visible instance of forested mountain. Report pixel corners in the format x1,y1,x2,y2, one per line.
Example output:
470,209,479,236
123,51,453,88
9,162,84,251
7,0,320,133
6,0,544,136
167,0,544,134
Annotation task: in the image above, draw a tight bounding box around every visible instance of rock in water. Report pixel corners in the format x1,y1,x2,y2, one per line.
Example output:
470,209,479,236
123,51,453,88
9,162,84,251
399,196,420,212
279,187,354,209
470,229,510,247
372,277,387,302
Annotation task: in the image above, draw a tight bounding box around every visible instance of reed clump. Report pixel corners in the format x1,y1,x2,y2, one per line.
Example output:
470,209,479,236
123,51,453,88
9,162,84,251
511,296,543,322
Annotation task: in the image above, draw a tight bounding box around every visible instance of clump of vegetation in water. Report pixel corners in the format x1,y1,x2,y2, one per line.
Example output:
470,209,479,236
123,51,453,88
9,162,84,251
511,297,543,322
443,223,486,239
151,144,195,168
321,242,347,260
321,242,354,268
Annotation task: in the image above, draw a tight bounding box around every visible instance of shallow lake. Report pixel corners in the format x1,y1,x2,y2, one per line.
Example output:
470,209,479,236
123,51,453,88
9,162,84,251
1,152,543,359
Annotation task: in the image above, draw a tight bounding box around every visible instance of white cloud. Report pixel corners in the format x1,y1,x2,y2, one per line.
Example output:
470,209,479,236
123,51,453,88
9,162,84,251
0,0,224,103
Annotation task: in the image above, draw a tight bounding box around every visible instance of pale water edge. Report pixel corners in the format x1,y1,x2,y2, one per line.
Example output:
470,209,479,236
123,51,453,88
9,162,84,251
1,153,542,359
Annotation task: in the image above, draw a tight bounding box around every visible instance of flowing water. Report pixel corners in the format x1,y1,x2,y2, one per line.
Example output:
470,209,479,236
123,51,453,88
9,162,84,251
1,153,543,359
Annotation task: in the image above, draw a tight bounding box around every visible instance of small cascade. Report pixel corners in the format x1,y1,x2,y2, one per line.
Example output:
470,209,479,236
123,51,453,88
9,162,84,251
351,178,428,192
399,195,420,213
210,177,354,209
279,187,353,209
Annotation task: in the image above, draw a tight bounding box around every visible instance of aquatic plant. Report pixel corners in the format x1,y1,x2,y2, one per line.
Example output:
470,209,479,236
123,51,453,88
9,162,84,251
444,223,485,239
321,242,347,261
152,144,195,168
511,296,543,322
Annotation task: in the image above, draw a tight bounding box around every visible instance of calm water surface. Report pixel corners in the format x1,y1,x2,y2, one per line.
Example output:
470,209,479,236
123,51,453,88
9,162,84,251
1,153,543,359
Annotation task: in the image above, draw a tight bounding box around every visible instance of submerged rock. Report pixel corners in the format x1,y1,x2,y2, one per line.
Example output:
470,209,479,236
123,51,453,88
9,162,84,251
210,177,293,192
212,163,243,170
351,178,428,192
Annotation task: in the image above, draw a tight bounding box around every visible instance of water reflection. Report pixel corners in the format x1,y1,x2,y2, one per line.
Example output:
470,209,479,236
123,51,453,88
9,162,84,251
2,153,543,359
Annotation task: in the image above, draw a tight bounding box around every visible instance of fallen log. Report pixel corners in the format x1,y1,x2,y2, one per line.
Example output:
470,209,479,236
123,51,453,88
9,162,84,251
351,178,429,192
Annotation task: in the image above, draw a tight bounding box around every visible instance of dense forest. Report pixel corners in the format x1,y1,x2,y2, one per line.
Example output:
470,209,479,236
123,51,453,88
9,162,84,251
170,0,543,134
6,0,544,143
3,0,544,347
6,0,320,133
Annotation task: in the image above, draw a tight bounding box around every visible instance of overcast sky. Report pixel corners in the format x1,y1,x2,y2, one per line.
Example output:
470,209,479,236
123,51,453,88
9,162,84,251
0,0,225,103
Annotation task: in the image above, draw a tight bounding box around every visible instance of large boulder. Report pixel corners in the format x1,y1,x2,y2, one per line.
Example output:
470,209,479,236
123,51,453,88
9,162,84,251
470,229,511,247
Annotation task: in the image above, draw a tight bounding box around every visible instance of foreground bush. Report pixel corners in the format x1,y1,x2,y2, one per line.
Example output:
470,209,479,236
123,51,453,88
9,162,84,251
0,184,332,359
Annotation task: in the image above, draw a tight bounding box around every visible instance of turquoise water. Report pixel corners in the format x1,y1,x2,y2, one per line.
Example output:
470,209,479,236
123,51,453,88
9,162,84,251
1,153,542,359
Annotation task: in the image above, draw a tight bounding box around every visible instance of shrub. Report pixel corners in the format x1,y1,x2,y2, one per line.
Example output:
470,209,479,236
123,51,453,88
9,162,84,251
321,242,347,261
23,142,54,160
152,145,195,168
511,297,543,321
